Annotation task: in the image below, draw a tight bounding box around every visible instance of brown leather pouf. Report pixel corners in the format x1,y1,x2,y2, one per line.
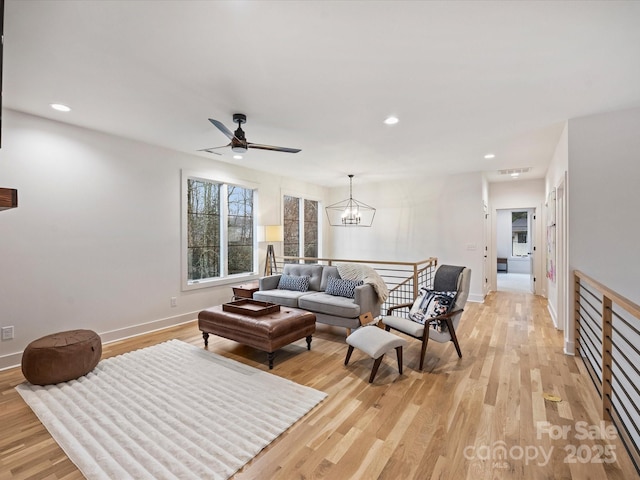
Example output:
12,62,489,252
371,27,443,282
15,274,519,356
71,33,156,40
21,329,102,386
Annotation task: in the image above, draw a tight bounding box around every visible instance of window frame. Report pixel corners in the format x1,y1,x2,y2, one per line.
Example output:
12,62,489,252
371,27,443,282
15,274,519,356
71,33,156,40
181,170,259,291
282,190,322,262
511,210,530,257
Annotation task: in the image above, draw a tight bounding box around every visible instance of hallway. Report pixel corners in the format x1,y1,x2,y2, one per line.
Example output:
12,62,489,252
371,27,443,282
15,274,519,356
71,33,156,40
497,272,533,293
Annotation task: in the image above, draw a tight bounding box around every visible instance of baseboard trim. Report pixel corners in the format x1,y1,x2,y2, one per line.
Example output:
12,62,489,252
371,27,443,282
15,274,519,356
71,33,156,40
0,310,200,372
99,311,199,345
547,302,558,329
467,293,485,303
0,352,23,372
564,340,575,356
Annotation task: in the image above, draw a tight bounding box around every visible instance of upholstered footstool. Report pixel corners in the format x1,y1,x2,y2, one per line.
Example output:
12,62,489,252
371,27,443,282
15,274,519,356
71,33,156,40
345,326,407,383
21,329,102,385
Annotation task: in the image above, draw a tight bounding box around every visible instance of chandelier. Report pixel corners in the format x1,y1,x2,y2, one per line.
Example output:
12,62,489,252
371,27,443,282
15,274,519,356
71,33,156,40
325,174,376,227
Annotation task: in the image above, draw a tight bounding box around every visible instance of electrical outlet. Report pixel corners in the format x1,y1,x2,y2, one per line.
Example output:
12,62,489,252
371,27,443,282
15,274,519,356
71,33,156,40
170,297,178,307
1,326,14,341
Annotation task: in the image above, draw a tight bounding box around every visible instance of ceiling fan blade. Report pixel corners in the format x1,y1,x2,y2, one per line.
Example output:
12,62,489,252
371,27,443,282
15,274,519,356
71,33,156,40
208,118,236,141
198,143,231,155
247,142,301,154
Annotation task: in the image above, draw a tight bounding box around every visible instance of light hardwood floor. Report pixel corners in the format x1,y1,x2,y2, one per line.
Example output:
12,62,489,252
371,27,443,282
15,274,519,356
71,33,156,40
1,291,638,479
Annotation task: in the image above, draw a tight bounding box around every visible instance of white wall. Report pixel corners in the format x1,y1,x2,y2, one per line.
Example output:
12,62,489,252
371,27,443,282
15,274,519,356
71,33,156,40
324,175,447,262
545,123,568,336
436,172,485,301
0,110,326,368
327,172,486,303
489,179,545,294
568,107,640,305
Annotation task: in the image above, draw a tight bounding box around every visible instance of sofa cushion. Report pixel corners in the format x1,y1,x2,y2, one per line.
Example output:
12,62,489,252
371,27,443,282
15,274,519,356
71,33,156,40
325,276,363,298
282,264,324,291
320,265,340,291
298,292,361,318
253,289,310,308
278,274,310,292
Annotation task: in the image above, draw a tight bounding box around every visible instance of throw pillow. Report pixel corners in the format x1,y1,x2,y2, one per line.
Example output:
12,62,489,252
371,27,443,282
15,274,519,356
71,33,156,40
325,276,363,298
409,288,457,332
277,274,310,292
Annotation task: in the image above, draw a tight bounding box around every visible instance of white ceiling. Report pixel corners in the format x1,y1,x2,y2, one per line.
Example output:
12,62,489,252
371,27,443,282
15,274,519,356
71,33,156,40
4,1,640,187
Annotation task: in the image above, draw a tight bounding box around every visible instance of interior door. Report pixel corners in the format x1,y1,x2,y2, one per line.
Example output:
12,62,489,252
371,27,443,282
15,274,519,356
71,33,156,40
483,203,491,296
529,208,536,294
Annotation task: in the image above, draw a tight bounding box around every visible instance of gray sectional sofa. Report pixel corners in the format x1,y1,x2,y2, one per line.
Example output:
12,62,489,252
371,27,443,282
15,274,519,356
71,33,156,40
254,263,381,331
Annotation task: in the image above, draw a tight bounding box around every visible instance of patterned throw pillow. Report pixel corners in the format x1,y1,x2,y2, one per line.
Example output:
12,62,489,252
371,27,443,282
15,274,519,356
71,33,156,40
325,276,363,298
409,288,457,332
277,274,310,292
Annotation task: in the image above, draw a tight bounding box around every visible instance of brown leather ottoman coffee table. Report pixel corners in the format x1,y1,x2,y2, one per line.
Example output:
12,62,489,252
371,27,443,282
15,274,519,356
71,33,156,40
198,302,316,369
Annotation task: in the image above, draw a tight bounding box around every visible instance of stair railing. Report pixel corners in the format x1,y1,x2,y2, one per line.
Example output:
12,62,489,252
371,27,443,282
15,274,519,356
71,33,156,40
574,270,640,472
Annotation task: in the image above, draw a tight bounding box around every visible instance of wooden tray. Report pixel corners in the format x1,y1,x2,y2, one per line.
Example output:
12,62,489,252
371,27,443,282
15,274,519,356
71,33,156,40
222,299,281,316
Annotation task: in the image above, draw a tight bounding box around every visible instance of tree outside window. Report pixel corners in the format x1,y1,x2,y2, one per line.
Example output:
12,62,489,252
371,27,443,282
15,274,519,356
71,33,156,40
283,195,319,263
227,185,254,275
187,178,254,283
303,199,318,258
283,195,300,259
187,179,220,280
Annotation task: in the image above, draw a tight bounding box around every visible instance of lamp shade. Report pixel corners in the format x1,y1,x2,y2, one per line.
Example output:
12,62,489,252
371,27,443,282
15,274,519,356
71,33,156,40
259,225,284,242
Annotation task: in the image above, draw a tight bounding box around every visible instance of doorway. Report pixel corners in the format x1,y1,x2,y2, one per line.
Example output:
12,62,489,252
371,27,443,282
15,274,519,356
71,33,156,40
496,208,535,293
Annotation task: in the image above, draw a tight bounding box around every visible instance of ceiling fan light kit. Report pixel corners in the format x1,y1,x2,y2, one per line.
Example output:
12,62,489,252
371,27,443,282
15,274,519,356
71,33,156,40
203,113,301,156
325,174,376,227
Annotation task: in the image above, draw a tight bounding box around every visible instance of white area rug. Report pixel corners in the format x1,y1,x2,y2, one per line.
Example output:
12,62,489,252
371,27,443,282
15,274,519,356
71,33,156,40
16,339,326,480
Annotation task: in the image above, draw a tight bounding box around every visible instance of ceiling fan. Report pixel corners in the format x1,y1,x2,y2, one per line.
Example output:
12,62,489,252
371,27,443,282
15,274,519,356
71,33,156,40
201,113,301,155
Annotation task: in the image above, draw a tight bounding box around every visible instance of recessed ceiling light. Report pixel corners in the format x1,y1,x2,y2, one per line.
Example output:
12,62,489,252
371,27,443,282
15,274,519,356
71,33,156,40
233,154,243,160
484,153,495,159
511,172,520,178
50,103,71,112
384,116,399,125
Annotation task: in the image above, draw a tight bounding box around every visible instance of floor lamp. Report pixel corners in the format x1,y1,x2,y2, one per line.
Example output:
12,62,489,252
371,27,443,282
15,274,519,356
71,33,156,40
262,225,283,276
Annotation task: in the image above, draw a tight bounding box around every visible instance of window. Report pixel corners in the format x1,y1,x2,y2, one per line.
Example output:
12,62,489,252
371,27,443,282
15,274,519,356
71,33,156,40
283,195,319,262
227,185,254,274
184,173,256,288
187,179,220,280
303,199,318,258
512,211,529,256
283,195,299,258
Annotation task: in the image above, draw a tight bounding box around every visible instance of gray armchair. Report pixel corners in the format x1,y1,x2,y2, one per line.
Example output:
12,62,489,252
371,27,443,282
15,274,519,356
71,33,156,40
382,265,471,370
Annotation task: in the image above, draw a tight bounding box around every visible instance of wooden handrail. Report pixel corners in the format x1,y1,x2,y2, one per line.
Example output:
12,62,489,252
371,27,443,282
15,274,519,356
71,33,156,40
0,188,18,211
575,270,640,319
281,256,437,268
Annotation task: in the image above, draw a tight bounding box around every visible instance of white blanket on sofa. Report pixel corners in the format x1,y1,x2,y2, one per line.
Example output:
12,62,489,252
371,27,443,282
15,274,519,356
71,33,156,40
337,263,389,303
